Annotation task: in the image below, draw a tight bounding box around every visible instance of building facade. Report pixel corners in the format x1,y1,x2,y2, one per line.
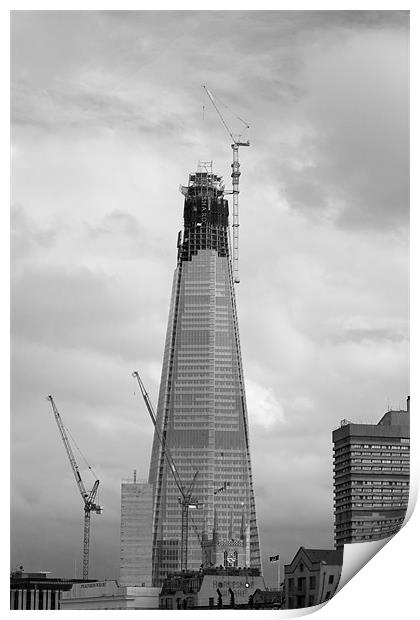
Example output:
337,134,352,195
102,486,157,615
10,570,87,610
250,588,283,609
159,567,264,609
119,474,153,586
148,164,261,585
333,398,410,547
284,548,343,609
61,580,160,610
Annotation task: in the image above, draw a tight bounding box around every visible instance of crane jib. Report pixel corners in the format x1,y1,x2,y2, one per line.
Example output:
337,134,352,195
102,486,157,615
47,394,102,580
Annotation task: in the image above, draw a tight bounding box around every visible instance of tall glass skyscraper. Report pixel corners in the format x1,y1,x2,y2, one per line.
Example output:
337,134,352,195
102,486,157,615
148,163,261,586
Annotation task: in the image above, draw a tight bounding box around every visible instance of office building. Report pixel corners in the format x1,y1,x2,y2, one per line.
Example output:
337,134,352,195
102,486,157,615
119,473,153,586
333,397,410,547
148,163,261,585
284,547,343,609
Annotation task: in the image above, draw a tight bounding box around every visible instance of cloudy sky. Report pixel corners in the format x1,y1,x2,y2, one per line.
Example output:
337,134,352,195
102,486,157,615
10,10,409,586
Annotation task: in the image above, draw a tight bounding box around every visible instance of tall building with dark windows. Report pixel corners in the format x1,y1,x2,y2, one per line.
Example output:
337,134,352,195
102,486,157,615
333,397,410,547
148,163,261,585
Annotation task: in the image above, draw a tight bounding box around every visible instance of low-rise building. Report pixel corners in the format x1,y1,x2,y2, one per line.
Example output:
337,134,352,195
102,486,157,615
159,567,265,609
10,569,88,610
251,588,283,609
61,580,160,610
284,547,343,609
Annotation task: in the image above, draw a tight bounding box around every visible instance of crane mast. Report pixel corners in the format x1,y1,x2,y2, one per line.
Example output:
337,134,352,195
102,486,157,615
132,371,200,572
202,85,250,284
47,395,103,580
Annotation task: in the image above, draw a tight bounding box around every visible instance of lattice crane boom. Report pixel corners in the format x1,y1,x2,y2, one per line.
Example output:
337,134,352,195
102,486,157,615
202,84,250,285
132,371,200,571
47,394,88,500
47,395,102,580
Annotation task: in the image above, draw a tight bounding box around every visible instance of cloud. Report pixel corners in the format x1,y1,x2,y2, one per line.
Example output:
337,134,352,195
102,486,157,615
10,11,409,583
301,30,408,229
246,379,285,429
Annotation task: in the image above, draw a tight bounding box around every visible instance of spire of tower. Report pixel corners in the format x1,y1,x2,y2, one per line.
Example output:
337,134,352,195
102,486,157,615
240,507,246,541
228,509,234,539
213,507,219,543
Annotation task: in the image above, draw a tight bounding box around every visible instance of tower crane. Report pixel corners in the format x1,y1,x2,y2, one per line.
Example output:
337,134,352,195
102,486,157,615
132,371,201,572
47,395,103,580
202,85,250,284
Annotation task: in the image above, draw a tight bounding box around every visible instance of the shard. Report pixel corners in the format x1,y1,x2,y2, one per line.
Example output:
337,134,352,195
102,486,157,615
148,162,261,586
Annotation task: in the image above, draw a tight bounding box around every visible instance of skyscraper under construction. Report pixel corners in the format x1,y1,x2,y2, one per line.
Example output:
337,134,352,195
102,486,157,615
148,162,261,586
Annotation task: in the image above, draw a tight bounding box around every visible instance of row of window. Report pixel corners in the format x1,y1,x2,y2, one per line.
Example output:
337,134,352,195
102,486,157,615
336,480,408,490
335,442,409,454
336,501,407,509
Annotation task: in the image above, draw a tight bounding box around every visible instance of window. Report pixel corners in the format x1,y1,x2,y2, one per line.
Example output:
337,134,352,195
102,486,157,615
288,578,294,590
328,575,334,584
297,577,306,591
309,576,316,589
325,591,331,600
309,595,314,606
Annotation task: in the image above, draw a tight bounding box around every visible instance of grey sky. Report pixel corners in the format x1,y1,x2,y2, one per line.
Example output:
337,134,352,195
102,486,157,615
11,10,409,585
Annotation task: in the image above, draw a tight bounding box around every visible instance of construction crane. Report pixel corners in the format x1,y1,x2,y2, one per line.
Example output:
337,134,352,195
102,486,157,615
202,85,250,284
132,371,201,572
47,395,103,579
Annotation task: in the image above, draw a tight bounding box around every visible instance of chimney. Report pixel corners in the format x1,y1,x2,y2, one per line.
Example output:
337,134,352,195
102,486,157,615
406,395,410,414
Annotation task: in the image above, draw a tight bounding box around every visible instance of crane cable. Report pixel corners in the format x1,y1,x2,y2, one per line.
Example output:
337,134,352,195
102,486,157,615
211,90,250,130
63,422,98,482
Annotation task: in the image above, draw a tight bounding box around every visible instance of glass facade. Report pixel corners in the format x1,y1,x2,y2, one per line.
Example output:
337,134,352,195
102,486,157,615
148,166,261,585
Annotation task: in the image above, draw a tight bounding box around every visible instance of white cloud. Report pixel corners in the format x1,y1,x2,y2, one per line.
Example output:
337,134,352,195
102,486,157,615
246,379,285,429
10,10,409,583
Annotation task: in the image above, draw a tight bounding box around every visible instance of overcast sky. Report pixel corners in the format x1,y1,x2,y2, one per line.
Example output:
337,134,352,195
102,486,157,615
10,10,409,586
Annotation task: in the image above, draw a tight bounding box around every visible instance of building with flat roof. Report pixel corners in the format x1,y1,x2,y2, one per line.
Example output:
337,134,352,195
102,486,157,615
333,397,410,547
60,580,160,610
10,569,89,610
284,547,343,609
148,163,261,585
119,472,153,587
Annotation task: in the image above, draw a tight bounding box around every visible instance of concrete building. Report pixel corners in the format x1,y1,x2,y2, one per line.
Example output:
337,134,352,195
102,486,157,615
60,580,160,610
333,397,410,547
10,569,88,610
119,472,153,586
284,548,343,609
159,566,265,609
148,163,261,585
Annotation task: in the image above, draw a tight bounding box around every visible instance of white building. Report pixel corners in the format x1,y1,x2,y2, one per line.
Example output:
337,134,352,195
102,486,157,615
119,474,153,587
284,547,342,609
61,580,160,610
